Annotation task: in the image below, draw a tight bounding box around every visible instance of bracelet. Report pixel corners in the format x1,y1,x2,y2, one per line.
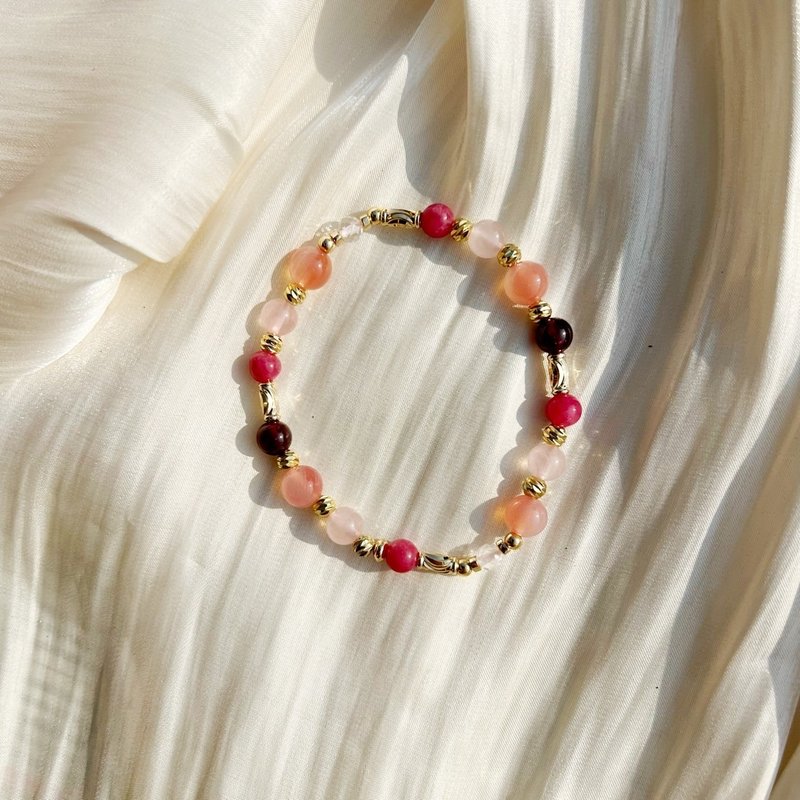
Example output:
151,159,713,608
249,204,582,576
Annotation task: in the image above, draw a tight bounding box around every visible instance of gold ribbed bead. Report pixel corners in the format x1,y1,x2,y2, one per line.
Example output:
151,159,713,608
497,243,522,268
522,475,547,499
372,540,388,561
451,218,472,242
259,332,283,354
275,450,300,469
353,536,375,558
528,301,553,322
312,495,337,517
285,283,307,305
503,532,523,551
542,424,567,446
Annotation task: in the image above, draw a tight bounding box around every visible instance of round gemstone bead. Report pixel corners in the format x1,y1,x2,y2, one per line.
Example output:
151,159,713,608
420,203,455,238
503,261,549,305
534,317,573,353
475,543,503,570
286,245,332,290
468,220,507,258
258,298,298,335
281,465,323,508
249,351,281,382
545,393,582,427
326,507,364,545
383,538,419,573
504,495,548,537
256,420,292,455
526,442,566,479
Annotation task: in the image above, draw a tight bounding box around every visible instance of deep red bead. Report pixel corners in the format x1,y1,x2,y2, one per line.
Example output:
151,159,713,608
534,318,573,354
420,203,455,238
545,393,582,427
256,420,292,455
383,538,419,573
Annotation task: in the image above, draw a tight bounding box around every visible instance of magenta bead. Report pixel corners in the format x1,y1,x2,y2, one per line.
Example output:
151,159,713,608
326,507,364,545
280,465,323,508
545,393,582,428
503,261,549,305
286,245,332,290
383,539,419,573
420,203,455,238
526,442,566,479
249,351,281,382
504,495,548,537
258,298,298,335
468,220,507,258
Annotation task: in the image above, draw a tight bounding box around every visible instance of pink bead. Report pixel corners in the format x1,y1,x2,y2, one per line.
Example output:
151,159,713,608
383,539,419,573
468,220,507,258
545,393,582,428
280,465,323,508
286,245,332,290
503,261,549,305
249,351,281,382
504,495,548,537
420,203,455,238
326,507,364,545
258,298,298,335
526,442,566,479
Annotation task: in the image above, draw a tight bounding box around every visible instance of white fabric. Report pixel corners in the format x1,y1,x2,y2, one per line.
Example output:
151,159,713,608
1,1,799,797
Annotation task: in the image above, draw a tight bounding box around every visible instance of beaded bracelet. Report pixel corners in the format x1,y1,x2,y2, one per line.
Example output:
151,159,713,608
249,204,581,576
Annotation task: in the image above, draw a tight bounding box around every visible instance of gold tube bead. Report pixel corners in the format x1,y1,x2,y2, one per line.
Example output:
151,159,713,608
542,424,568,447
259,382,279,421
544,352,569,396
312,495,337,517
528,301,553,322
522,475,547,499
503,532,523,551
451,218,472,242
497,244,522,268
275,450,300,469
259,332,283,354
285,283,307,305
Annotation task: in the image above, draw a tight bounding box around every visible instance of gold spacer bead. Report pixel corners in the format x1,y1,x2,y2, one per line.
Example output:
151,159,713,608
372,540,388,561
275,451,300,470
318,236,336,253
259,332,283,354
353,537,375,558
369,207,383,225
503,532,523,550
285,283,307,305
522,475,547,499
497,243,522,268
456,560,473,576
450,218,472,242
542,424,568,447
359,212,373,228
496,536,511,555
312,495,337,517
528,302,553,322
466,555,481,572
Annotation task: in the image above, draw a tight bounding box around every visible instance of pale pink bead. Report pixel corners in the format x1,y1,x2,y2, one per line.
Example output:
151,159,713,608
326,507,364,545
503,261,549,305
468,220,507,259
258,298,298,335
286,245,331,290
280,465,323,508
504,495,548,537
526,442,566,480
475,543,502,570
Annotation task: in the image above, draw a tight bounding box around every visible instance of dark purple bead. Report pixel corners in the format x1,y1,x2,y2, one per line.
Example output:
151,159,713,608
534,318,573,354
257,420,292,455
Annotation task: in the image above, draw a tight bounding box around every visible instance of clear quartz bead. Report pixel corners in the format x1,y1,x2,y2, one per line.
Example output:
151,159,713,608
475,542,503,570
338,216,363,240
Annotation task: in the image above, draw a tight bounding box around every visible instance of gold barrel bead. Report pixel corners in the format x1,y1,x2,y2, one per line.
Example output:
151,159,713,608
497,244,522,268
522,475,547,499
528,301,553,322
284,283,307,305
259,332,283,354
312,495,337,517
542,424,568,447
503,532,523,551
451,217,473,242
275,450,300,470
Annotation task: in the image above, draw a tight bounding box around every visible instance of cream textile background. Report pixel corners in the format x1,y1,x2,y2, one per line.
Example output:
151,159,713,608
1,1,800,798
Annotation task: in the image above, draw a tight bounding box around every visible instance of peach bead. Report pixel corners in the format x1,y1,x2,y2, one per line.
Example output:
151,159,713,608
287,245,332,290
258,298,298,335
281,465,323,508
504,495,548,537
468,220,507,258
503,261,549,305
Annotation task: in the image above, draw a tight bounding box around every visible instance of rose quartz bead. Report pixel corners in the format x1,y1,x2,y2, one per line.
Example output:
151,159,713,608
326,507,364,545
468,220,507,258
280,465,323,508
287,245,331,290
545,393,583,427
526,442,566,479
475,543,502,570
504,495,548,537
249,351,281,382
258,298,298,335
383,539,419,573
503,261,549,305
